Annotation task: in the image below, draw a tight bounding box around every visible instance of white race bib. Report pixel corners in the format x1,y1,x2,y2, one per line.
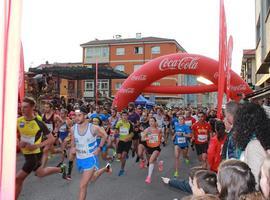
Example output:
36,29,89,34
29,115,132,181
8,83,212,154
149,135,159,143
46,123,53,132
119,127,129,136
198,134,208,142
76,143,95,159
185,120,192,127
177,137,186,144
21,135,35,145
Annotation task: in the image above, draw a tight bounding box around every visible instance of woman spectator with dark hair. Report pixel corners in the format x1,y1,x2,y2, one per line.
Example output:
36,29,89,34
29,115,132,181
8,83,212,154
207,120,227,172
217,159,256,200
233,102,270,186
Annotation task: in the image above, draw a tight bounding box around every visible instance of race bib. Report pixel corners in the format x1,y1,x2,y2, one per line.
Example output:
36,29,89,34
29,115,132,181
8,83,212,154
185,120,192,127
140,131,147,141
198,134,208,143
76,143,94,158
149,135,159,143
21,135,35,145
119,127,129,136
177,137,186,144
46,123,53,132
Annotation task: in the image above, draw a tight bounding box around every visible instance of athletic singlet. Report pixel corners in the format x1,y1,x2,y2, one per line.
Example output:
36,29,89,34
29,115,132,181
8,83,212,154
74,123,97,159
145,127,161,148
174,123,190,147
42,113,54,132
59,121,68,133
109,116,119,134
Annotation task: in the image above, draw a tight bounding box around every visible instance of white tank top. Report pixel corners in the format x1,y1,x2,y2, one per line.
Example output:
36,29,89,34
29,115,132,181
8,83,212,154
74,123,97,159
59,122,68,133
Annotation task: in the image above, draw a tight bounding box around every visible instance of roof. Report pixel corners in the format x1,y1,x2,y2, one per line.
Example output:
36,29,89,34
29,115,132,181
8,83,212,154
80,36,186,52
29,63,128,80
243,49,256,56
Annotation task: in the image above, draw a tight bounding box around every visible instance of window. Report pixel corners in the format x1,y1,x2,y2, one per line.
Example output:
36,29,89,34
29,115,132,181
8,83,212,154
97,79,109,90
256,15,261,46
85,47,109,59
115,83,122,90
133,64,142,72
116,48,125,55
151,46,160,54
85,80,94,91
134,47,143,54
115,65,125,72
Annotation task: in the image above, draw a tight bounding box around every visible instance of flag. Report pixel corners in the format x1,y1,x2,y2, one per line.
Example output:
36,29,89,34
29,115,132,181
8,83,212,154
217,0,227,119
226,36,233,102
0,0,23,199
19,42,25,103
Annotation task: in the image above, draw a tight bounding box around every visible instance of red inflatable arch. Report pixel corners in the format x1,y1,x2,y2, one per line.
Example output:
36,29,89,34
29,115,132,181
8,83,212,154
113,53,252,111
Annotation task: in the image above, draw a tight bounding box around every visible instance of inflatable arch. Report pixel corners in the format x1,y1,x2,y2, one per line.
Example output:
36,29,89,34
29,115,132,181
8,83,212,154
113,53,252,111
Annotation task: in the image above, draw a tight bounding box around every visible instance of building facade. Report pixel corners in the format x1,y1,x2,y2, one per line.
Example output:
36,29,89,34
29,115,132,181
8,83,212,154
80,35,187,102
255,0,270,87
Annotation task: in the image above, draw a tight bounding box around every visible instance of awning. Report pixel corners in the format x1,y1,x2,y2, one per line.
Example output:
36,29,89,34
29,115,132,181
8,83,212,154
29,63,128,80
255,74,270,86
245,85,270,100
256,61,270,74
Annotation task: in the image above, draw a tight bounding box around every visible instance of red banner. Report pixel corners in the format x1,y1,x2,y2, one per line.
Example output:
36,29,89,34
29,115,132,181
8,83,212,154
19,42,25,103
226,36,233,101
217,0,227,119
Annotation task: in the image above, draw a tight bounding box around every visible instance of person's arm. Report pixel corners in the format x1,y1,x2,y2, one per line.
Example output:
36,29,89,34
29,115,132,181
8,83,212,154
207,137,216,170
93,125,107,154
168,179,192,194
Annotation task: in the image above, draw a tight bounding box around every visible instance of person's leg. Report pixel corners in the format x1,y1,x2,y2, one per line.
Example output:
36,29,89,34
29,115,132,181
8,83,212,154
132,139,139,157
174,146,180,175
67,151,76,178
183,148,189,164
79,169,95,200
35,166,61,177
41,144,50,167
120,151,127,170
15,170,29,200
146,151,159,183
91,164,112,182
201,153,208,168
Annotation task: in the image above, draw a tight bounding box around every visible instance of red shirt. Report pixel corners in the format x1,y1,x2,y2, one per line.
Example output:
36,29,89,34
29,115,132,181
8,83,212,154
207,135,227,172
192,121,212,144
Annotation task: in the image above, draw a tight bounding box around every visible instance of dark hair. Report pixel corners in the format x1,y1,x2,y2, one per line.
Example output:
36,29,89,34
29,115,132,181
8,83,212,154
23,97,36,107
149,117,157,122
189,166,207,180
225,101,239,117
218,159,256,200
195,170,218,195
44,102,53,108
190,194,220,200
233,102,270,151
198,111,205,116
215,120,226,141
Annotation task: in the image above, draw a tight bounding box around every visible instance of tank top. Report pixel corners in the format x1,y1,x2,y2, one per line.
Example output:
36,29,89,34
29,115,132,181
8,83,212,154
59,121,68,134
74,123,97,159
42,113,54,132
146,127,161,148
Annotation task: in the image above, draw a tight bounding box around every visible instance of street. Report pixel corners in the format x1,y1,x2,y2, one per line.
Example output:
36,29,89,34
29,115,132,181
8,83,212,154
17,142,199,200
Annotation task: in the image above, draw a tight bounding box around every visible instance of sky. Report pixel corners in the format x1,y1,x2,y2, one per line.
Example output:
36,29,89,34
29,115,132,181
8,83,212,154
21,0,255,74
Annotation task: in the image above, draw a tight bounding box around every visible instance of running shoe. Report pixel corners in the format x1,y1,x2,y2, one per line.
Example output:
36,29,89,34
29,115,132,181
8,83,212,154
158,160,164,172
145,176,151,184
185,159,190,165
56,162,63,168
106,163,112,174
60,164,67,179
118,169,125,176
173,171,179,178
139,160,145,169
65,174,72,181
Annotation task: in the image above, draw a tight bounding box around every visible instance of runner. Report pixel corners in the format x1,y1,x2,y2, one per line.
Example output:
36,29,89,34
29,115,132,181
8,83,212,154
55,108,73,167
191,112,212,168
115,110,134,176
70,106,112,200
16,97,66,200
107,108,119,157
144,117,163,184
172,116,191,177
41,102,62,167
153,107,165,146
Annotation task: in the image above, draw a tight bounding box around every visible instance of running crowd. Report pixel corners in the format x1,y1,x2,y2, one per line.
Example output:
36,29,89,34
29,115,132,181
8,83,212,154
16,97,270,200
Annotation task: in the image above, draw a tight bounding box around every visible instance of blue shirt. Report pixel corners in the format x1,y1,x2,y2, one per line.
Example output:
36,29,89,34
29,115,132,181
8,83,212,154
88,113,110,122
174,123,191,147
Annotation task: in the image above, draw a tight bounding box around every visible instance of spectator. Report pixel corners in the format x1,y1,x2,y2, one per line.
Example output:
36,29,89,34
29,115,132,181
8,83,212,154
233,102,270,186
207,120,227,172
189,170,218,196
260,154,270,199
221,101,239,160
217,159,256,200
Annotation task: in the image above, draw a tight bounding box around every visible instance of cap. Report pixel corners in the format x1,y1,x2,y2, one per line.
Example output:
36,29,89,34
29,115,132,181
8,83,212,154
75,106,88,114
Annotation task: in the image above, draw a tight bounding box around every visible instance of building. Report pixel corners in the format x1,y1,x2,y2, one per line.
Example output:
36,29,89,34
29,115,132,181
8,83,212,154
255,0,270,87
80,34,187,103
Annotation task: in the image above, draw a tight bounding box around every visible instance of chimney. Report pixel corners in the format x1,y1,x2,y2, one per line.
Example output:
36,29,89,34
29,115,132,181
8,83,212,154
45,61,49,64
115,34,122,39
136,33,142,39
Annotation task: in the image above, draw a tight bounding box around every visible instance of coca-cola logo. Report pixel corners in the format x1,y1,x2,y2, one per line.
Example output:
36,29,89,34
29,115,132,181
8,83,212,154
213,72,219,79
131,75,147,81
230,84,247,91
159,56,199,71
119,88,135,94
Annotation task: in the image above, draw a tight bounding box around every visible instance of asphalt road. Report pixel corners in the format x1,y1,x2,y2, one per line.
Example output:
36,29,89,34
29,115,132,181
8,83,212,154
17,141,199,200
